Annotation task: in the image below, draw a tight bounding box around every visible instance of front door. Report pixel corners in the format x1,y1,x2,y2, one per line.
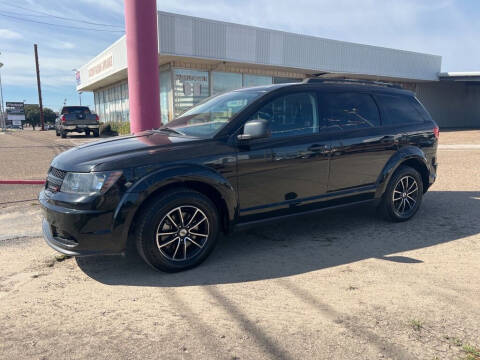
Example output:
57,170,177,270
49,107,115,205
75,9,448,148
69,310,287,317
236,91,331,222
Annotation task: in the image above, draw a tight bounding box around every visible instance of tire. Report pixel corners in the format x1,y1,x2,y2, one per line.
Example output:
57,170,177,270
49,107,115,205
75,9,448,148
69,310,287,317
93,130,99,137
135,188,220,272
55,130,59,136
61,131,66,138
379,165,423,222
85,130,90,137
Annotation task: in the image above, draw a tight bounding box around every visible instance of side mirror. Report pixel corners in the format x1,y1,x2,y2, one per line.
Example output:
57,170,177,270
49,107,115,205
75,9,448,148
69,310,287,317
237,119,270,141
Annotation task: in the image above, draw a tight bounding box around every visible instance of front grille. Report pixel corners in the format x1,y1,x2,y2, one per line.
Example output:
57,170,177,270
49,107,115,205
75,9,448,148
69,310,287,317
49,167,66,180
46,167,67,192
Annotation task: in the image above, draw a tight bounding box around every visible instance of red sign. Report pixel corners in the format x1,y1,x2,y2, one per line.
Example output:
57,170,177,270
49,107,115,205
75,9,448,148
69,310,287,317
88,55,113,78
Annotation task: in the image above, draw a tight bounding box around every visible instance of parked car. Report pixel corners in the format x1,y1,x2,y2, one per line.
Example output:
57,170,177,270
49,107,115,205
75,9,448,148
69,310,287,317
55,106,99,138
40,79,438,272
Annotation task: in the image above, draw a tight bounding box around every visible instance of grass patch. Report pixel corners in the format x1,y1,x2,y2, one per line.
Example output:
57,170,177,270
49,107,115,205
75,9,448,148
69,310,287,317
55,254,71,262
444,335,463,347
409,319,423,331
462,344,480,360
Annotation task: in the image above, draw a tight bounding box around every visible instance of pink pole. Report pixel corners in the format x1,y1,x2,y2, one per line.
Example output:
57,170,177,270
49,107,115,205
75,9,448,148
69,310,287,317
124,0,161,134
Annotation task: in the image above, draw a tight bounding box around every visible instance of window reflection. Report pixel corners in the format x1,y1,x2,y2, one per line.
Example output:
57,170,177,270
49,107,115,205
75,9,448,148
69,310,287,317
212,72,242,95
243,74,272,88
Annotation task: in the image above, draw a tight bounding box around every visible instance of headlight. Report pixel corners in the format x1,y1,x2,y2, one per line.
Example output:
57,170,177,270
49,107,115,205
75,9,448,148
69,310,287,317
60,171,122,195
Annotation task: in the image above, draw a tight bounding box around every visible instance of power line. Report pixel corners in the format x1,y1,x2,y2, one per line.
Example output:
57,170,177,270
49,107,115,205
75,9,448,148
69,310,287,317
0,1,124,29
0,12,125,33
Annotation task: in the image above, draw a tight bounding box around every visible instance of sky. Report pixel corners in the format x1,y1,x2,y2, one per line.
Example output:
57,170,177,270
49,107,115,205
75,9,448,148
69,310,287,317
0,0,479,112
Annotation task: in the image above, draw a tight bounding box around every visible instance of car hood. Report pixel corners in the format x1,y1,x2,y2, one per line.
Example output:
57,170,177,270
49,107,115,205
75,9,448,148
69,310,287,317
51,131,202,172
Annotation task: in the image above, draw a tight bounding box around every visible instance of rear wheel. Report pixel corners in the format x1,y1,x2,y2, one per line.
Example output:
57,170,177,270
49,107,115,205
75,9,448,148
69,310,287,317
135,188,220,272
61,130,66,138
85,130,90,137
379,165,423,222
55,130,59,136
93,129,99,137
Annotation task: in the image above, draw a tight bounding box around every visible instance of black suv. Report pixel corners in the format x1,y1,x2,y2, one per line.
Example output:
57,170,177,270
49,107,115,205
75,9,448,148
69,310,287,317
40,79,438,272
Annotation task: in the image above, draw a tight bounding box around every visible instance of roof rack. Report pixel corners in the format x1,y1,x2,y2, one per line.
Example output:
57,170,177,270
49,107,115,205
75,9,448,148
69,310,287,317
303,77,402,89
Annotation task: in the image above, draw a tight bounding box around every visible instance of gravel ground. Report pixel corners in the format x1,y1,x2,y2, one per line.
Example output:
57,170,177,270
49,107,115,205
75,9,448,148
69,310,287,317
0,129,479,360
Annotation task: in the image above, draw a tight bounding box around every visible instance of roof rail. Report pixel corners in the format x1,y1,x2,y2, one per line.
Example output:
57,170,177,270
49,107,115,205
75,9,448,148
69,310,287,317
303,77,402,89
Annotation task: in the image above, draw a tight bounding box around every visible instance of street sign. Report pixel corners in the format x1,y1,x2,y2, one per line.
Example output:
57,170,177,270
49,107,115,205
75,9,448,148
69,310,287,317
6,102,25,121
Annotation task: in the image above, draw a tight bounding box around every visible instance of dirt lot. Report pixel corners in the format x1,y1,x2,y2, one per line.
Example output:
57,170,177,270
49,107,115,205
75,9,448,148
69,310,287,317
0,129,479,360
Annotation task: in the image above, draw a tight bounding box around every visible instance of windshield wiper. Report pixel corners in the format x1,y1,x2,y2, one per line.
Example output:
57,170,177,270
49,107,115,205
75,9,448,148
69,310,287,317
155,127,185,136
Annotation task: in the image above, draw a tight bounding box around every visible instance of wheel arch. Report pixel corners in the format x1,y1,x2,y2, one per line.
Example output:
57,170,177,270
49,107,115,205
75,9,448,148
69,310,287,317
376,147,430,199
113,165,237,252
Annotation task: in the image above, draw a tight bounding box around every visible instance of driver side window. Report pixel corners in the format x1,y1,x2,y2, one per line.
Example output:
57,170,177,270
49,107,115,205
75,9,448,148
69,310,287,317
249,92,319,138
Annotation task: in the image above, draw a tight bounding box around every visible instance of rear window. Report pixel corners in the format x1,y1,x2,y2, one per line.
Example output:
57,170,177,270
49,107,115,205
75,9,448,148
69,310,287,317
376,94,424,126
410,97,433,122
61,106,90,115
319,92,380,131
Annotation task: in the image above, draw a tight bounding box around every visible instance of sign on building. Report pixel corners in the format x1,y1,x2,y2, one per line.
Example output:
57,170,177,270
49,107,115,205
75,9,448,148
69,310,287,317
6,102,25,124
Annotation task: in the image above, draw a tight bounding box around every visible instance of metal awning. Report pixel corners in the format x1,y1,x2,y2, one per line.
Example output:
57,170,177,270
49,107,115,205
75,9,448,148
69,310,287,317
439,72,480,82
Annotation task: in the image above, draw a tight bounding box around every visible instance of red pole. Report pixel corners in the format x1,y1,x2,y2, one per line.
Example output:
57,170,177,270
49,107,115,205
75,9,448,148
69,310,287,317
124,0,161,134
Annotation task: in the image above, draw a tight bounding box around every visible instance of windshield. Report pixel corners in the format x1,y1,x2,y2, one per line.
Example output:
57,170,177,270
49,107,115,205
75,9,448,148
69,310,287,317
162,90,264,138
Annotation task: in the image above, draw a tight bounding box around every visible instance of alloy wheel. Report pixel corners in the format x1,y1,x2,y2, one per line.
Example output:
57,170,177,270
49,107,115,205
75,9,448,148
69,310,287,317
155,206,210,261
392,175,419,216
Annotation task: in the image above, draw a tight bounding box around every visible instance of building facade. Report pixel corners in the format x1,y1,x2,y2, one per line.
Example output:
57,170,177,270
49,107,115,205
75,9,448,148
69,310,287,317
77,11,479,128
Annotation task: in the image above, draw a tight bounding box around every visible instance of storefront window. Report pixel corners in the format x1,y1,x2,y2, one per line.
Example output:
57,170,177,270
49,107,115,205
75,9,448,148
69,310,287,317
212,72,242,95
243,74,272,88
174,69,209,117
93,81,129,123
160,70,173,124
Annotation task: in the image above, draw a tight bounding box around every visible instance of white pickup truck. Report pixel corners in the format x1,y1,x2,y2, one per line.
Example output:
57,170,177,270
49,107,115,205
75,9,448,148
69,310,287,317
55,106,100,138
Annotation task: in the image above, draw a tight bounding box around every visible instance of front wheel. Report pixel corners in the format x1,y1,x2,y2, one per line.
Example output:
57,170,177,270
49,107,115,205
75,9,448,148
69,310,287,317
135,188,220,272
379,166,423,222
60,130,66,138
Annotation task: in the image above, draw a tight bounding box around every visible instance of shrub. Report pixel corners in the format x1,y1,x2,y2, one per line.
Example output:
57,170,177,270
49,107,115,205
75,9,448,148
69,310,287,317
99,122,131,136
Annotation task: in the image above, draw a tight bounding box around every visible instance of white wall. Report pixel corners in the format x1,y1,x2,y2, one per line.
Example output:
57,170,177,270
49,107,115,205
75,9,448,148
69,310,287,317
157,11,441,81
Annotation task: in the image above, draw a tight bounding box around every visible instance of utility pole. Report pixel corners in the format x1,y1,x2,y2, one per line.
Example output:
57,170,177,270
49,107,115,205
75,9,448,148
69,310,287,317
34,44,44,131
0,62,5,131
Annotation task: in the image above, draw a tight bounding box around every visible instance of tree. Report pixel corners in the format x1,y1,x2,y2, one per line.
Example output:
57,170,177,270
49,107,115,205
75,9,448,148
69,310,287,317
24,104,57,130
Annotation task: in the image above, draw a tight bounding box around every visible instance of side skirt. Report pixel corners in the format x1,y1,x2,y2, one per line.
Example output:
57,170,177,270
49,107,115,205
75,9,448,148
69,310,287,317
233,198,375,231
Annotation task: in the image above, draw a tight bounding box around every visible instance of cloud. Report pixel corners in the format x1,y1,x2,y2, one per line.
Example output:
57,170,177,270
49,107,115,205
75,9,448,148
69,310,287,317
0,29,23,39
1,51,92,87
77,0,124,14
50,41,76,50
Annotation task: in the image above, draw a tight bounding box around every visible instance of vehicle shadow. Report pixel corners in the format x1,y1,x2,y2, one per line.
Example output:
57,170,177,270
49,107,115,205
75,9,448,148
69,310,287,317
76,190,480,287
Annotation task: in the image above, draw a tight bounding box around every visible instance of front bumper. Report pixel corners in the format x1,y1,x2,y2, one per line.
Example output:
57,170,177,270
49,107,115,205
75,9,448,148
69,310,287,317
40,190,126,256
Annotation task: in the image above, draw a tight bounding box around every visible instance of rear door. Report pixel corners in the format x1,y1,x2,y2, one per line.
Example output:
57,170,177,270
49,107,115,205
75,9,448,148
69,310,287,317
319,91,400,193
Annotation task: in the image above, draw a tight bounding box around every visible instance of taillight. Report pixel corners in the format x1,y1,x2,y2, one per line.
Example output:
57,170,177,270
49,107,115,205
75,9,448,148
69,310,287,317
433,126,439,140
95,114,99,122
60,115,66,123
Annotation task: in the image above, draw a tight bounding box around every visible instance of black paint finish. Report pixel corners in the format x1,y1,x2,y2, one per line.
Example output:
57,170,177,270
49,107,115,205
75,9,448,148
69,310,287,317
39,82,438,256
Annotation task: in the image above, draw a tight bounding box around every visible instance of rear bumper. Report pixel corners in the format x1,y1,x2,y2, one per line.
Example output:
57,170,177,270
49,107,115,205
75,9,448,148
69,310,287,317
62,125,99,130
39,190,126,256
